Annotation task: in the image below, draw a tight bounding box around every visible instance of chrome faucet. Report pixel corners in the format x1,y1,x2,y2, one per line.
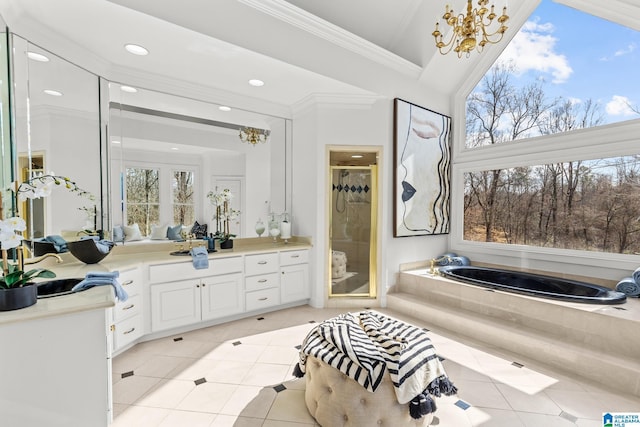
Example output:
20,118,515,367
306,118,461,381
429,255,452,275
24,253,63,266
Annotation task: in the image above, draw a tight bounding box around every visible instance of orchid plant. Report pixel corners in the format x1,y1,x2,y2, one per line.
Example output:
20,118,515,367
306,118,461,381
206,188,240,242
1,173,94,289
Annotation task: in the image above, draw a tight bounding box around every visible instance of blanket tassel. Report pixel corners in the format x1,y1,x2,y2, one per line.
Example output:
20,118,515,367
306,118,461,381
292,363,305,378
409,393,436,419
427,376,458,397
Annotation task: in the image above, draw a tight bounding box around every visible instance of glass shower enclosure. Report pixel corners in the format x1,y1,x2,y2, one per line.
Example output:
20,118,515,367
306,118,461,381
329,165,377,297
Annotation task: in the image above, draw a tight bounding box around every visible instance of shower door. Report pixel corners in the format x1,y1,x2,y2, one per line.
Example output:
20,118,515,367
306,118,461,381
329,165,377,297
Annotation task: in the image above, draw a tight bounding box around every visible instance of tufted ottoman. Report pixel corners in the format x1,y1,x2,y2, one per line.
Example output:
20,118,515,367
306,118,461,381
304,355,433,426
331,250,347,279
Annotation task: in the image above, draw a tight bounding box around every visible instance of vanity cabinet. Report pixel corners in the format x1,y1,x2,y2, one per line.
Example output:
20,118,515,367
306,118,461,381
245,252,281,311
111,267,143,352
149,256,244,332
280,249,310,304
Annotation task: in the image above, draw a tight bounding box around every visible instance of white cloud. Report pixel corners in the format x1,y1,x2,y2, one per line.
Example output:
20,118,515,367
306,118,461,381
615,43,636,57
605,95,636,116
497,19,572,84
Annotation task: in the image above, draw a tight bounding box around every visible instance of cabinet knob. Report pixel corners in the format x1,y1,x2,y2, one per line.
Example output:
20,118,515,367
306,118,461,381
258,260,268,265
122,304,135,311
196,284,200,288
122,280,134,286
202,283,206,287
258,279,267,283
258,297,268,301
123,327,136,335
291,255,300,258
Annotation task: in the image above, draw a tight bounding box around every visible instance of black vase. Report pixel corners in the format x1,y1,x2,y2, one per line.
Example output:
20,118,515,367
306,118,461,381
220,239,234,250
0,283,37,311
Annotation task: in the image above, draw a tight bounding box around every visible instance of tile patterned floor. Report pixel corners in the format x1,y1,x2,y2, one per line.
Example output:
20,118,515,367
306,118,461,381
112,305,640,426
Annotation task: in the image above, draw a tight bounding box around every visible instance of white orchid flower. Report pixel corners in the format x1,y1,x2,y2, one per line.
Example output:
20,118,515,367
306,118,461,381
4,217,26,232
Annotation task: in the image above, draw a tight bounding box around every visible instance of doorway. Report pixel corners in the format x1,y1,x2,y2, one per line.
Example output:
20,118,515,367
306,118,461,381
329,151,378,298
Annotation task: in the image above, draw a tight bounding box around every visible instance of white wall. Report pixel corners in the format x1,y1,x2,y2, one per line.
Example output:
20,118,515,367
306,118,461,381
293,95,451,307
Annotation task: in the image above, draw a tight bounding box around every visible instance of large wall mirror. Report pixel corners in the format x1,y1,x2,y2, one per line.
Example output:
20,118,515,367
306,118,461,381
5,30,292,247
11,34,102,240
107,85,291,242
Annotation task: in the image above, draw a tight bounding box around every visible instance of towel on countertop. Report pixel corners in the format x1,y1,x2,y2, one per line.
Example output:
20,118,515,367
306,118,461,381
615,277,640,297
633,267,640,286
71,271,128,301
191,246,209,270
44,235,68,253
81,236,115,254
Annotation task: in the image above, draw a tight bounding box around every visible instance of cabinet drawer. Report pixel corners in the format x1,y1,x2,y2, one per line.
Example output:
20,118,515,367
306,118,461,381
280,249,309,266
245,273,279,292
114,314,143,350
149,256,243,283
244,253,279,276
245,287,280,312
113,294,142,323
119,273,141,297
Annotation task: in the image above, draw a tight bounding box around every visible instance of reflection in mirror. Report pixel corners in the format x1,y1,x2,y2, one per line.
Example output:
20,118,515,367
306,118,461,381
107,84,289,244
11,35,101,241
0,17,13,220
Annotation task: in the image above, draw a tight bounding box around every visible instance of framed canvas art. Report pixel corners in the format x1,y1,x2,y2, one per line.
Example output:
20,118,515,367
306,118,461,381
393,98,451,237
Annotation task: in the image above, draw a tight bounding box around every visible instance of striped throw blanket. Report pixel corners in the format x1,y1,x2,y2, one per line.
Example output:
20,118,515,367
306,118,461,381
293,311,457,419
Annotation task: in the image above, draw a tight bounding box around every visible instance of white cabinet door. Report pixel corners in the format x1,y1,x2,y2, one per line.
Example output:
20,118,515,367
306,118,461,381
201,273,244,321
280,263,310,304
151,280,201,332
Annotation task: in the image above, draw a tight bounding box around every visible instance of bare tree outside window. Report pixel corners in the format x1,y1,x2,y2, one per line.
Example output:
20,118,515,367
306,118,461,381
126,168,159,235
172,170,195,226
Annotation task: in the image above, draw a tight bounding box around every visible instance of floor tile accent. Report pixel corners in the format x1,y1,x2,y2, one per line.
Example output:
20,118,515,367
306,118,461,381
111,306,640,427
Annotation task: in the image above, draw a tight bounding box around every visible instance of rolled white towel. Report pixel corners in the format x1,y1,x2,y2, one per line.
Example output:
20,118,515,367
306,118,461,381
633,266,640,285
616,277,640,297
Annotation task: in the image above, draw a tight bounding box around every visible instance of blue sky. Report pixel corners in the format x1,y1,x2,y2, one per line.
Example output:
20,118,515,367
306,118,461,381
494,0,640,123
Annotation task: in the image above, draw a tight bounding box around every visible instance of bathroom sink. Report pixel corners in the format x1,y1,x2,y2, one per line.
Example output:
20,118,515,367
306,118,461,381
169,250,191,256
170,249,216,256
36,278,85,298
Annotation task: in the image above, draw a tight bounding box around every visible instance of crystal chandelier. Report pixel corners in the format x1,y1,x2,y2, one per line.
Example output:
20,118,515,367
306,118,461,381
239,127,270,145
432,0,509,58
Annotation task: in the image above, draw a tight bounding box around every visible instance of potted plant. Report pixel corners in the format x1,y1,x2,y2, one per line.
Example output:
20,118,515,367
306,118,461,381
0,173,93,310
0,217,56,310
207,188,240,249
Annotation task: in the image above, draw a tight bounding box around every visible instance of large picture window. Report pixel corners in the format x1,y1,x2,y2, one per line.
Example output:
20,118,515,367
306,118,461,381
464,156,640,254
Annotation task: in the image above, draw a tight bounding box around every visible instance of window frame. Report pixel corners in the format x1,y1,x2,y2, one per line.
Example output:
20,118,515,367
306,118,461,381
450,96,640,274
123,159,200,230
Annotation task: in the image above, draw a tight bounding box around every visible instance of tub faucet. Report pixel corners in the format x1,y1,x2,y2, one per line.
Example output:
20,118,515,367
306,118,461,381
24,253,63,266
429,255,452,275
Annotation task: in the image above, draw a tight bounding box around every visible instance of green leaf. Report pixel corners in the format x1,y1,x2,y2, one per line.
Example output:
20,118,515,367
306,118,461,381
21,269,56,282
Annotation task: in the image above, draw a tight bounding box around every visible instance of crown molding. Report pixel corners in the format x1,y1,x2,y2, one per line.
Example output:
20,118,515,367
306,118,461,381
291,93,384,117
554,0,640,30
237,0,423,78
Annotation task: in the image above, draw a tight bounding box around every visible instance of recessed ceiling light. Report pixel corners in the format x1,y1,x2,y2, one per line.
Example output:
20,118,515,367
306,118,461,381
171,147,179,151
120,85,137,93
111,140,121,144
124,44,149,56
27,52,49,62
351,154,364,158
43,89,63,96
248,79,264,87
219,106,231,112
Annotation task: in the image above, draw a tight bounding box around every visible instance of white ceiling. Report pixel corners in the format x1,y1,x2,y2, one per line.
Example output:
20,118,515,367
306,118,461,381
1,0,639,119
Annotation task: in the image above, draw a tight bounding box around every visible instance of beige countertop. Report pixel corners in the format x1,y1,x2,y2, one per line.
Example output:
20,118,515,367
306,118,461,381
0,236,312,326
